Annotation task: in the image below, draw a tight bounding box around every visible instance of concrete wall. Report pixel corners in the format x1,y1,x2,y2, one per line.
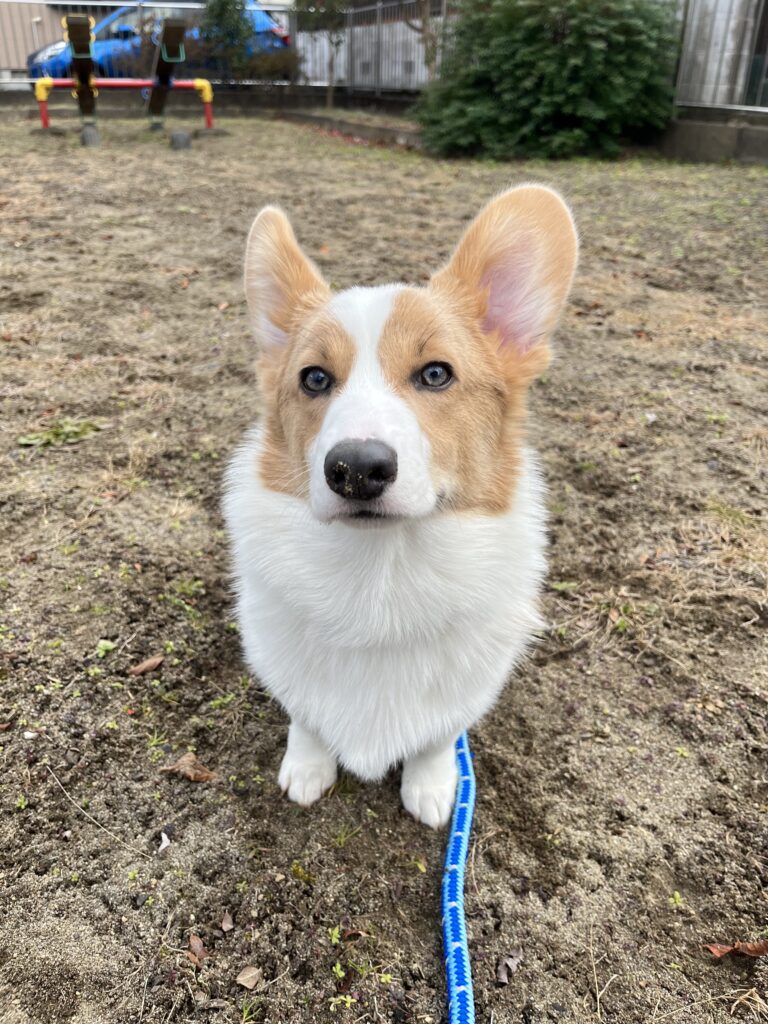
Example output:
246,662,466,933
663,106,768,161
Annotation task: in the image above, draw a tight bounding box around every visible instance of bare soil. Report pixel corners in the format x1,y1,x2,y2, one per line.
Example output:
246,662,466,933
299,108,420,131
0,117,766,1024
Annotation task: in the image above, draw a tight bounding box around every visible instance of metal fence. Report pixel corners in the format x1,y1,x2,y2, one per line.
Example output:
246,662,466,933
0,0,446,92
293,1,448,93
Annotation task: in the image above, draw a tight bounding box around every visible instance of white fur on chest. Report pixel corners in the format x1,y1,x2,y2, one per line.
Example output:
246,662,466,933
223,427,547,779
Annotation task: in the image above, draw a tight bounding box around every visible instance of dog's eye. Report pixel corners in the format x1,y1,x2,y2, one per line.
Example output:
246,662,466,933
417,362,453,389
300,366,334,395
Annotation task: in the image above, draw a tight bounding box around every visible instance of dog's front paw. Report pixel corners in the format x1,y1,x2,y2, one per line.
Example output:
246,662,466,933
401,747,458,829
278,749,337,807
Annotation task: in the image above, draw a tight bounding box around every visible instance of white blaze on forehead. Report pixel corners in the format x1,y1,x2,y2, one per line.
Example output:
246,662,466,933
319,285,407,442
327,285,404,391
307,284,437,522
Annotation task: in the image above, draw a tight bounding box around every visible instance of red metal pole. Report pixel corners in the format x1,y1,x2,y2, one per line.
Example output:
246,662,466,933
48,78,201,90
40,79,210,130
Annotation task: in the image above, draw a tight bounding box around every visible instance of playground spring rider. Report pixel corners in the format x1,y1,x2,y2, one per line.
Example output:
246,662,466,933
34,14,216,138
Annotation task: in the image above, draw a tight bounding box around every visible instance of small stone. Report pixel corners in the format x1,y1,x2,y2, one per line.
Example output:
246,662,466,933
170,130,191,151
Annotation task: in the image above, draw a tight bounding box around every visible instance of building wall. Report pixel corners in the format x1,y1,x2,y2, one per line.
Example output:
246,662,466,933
296,19,437,92
676,0,763,105
0,2,62,73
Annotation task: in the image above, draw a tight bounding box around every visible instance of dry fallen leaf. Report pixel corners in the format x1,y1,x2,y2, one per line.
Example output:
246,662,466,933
496,951,523,985
705,943,734,958
705,940,768,959
160,752,218,783
128,654,164,676
221,911,234,933
186,933,209,967
236,965,263,990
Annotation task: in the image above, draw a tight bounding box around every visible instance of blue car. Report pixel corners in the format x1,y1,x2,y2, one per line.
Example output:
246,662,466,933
27,4,289,79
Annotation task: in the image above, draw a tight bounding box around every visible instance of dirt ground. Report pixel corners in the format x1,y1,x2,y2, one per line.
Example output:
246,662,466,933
1,116,766,1024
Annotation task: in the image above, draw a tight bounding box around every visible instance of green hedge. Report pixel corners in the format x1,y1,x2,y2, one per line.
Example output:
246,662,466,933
416,0,679,159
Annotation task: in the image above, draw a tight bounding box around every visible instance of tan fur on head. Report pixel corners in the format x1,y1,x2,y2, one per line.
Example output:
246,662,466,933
259,306,357,498
416,184,578,511
432,183,578,379
244,207,334,498
376,287,524,514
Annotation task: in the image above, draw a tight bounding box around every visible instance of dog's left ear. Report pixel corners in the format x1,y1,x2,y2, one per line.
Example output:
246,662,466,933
431,185,577,370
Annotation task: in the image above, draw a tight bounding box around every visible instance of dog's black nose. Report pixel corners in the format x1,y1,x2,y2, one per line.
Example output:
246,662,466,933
324,440,398,501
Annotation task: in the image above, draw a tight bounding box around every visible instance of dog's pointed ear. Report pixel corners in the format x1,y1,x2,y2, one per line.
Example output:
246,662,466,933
244,206,330,351
431,185,577,367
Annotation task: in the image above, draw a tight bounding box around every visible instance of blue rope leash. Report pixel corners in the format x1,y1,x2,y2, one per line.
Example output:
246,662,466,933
441,731,476,1024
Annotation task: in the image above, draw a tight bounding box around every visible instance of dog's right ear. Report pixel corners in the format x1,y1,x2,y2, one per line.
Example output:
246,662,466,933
244,206,330,351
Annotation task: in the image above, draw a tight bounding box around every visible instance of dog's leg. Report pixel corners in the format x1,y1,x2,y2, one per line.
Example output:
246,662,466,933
278,721,337,807
401,738,458,829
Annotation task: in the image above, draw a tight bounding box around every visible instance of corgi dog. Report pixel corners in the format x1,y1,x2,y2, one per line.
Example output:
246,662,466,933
224,185,577,828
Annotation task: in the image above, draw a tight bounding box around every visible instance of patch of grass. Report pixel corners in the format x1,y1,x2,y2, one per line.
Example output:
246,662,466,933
329,995,356,1012
241,999,260,1023
329,774,359,799
209,692,236,711
290,860,315,885
17,417,100,448
332,824,362,849
668,890,684,910
707,498,754,531
163,594,202,622
172,578,205,598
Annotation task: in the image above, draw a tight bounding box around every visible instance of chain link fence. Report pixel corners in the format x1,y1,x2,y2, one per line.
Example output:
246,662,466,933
1,0,449,93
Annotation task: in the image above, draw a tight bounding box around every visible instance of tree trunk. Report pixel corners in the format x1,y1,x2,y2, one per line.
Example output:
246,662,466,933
424,25,438,81
326,44,335,109
405,1,440,82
